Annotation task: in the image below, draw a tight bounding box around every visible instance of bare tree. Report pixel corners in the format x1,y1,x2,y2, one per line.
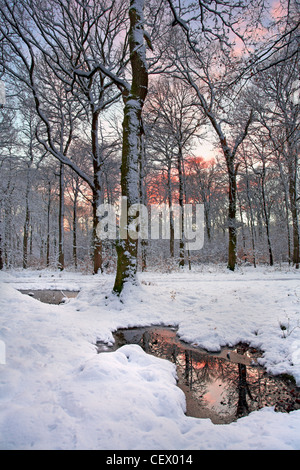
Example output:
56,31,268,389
17,98,40,269
167,37,254,269
146,78,203,266
0,0,126,273
236,0,299,80
248,54,299,267
186,157,217,242
0,103,16,269
112,0,150,293
2,0,297,287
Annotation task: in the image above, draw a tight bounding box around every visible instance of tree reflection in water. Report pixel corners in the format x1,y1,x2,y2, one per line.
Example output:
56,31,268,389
98,326,300,424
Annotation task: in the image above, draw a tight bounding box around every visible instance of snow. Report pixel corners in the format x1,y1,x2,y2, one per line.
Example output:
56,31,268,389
0,265,299,450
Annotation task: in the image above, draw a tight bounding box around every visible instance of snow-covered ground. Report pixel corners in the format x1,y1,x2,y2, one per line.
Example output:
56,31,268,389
0,265,299,450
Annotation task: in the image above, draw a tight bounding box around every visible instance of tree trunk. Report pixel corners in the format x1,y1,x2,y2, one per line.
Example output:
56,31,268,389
73,179,78,270
0,231,3,270
113,0,148,294
22,172,30,270
178,148,185,268
287,148,299,268
29,224,33,256
4,203,11,267
204,201,211,241
167,160,174,257
92,190,103,274
289,175,299,268
245,167,256,268
23,159,32,269
237,190,247,262
285,200,292,265
227,157,237,271
46,181,51,267
23,202,30,269
139,134,147,272
91,109,104,274
260,168,273,266
58,162,64,271
277,158,292,264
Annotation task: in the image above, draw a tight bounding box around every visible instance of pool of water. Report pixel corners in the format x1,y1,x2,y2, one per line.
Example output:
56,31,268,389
97,326,300,424
18,289,79,305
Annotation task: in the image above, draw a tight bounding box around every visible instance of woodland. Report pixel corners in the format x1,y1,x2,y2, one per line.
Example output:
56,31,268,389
0,0,299,294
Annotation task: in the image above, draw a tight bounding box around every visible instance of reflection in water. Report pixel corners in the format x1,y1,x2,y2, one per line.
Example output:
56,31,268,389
97,326,300,424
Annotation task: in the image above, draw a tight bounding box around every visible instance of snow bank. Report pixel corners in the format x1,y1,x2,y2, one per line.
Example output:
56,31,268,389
0,266,299,450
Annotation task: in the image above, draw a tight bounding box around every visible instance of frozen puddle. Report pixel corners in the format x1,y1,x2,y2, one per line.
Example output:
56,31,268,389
18,289,79,305
97,326,300,424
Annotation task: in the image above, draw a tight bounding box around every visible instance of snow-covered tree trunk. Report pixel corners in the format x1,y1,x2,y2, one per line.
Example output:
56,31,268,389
286,131,299,269
167,160,175,258
113,0,149,294
58,162,64,271
177,147,185,267
23,188,30,269
91,109,104,274
258,162,274,266
243,155,257,267
0,232,3,270
23,119,35,269
226,153,238,271
139,134,148,272
72,176,79,270
288,156,299,268
46,180,51,267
